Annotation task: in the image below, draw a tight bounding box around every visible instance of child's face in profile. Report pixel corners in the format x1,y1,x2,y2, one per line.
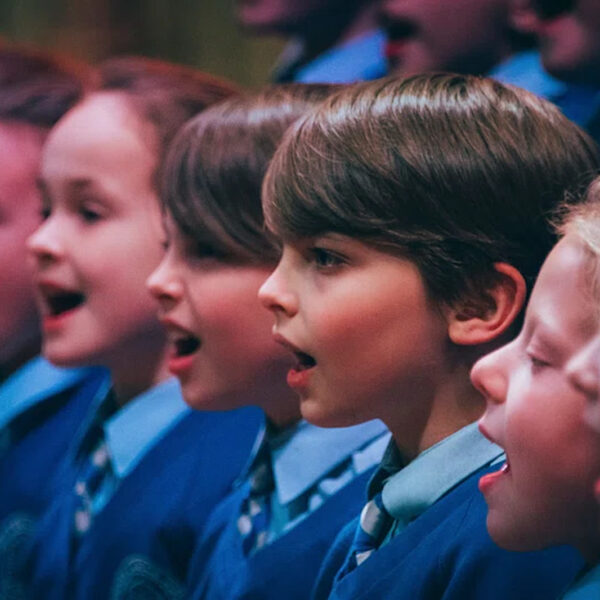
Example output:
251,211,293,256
28,92,166,371
0,122,44,369
471,234,600,559
148,218,297,425
259,233,450,449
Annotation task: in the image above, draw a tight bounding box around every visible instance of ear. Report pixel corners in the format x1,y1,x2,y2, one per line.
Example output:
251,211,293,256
447,263,527,346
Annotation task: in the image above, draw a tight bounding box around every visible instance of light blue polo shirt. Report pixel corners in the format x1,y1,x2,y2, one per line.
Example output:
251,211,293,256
373,422,504,544
75,377,190,515
273,29,387,84
262,418,391,540
562,564,600,599
0,356,93,429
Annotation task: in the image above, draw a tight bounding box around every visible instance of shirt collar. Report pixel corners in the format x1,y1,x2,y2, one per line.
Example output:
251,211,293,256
102,377,189,478
563,563,600,598
490,50,567,100
269,418,389,506
0,356,94,428
274,29,387,84
379,422,503,525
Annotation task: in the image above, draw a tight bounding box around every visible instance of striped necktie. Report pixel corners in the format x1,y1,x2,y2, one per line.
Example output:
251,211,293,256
335,492,393,581
72,390,117,544
236,437,275,556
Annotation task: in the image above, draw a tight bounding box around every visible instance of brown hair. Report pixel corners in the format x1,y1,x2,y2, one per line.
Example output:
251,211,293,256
96,56,239,189
263,73,600,307
0,40,92,128
161,83,341,263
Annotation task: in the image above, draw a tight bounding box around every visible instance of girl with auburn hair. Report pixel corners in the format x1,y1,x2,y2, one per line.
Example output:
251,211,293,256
22,56,263,598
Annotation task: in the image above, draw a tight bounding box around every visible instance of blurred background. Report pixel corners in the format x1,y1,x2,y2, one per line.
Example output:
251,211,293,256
0,0,285,87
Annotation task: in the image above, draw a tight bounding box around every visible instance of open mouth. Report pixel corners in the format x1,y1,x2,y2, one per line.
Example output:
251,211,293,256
294,350,316,372
173,335,200,357
532,0,574,20
44,289,86,317
385,19,417,43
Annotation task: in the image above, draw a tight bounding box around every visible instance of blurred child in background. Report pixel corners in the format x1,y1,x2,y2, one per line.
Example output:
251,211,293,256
21,57,262,599
147,84,390,600
0,42,107,570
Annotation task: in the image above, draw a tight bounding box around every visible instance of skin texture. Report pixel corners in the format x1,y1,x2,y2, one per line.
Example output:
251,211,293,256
28,92,170,402
259,233,486,459
472,234,600,561
0,122,45,376
235,0,330,33
566,318,600,520
147,218,299,427
381,0,513,75
526,0,600,85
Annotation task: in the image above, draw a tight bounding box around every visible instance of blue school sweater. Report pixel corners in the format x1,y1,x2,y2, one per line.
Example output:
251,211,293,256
188,420,390,600
313,463,584,600
22,381,262,599
0,359,106,526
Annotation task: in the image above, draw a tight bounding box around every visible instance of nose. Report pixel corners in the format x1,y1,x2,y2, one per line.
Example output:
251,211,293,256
258,257,298,318
147,252,184,309
27,219,64,266
566,335,600,401
470,345,509,406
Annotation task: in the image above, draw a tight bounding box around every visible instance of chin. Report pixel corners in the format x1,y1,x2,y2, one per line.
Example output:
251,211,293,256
42,345,88,368
182,385,243,413
486,513,550,553
300,397,354,429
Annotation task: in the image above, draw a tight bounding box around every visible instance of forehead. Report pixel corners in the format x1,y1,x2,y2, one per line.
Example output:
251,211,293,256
0,121,44,181
41,92,155,182
0,121,44,209
527,234,599,339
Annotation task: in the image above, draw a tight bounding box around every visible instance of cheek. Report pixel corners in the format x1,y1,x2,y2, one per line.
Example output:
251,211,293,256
509,394,600,504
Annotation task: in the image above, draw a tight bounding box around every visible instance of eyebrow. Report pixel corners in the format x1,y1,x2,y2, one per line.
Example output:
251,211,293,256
528,324,564,357
37,176,110,204
529,312,599,360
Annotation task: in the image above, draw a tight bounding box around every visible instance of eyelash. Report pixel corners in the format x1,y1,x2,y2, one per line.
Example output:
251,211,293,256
526,351,551,373
186,240,227,262
79,206,101,223
309,247,346,270
39,203,102,224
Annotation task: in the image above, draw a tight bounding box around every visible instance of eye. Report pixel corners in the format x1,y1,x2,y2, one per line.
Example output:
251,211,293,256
526,350,551,373
184,238,226,262
310,247,346,270
195,242,219,258
40,204,51,221
79,206,102,223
